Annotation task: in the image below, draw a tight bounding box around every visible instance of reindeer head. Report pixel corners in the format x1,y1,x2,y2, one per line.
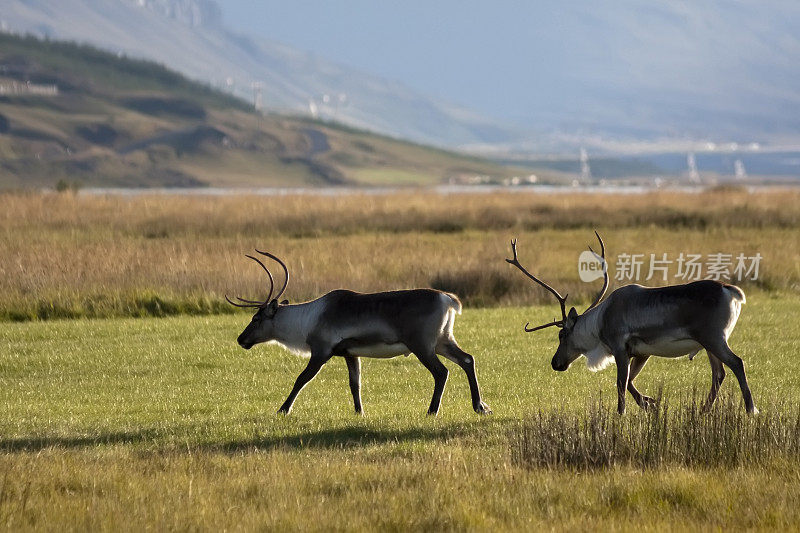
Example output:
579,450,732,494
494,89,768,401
226,250,290,350
506,233,608,371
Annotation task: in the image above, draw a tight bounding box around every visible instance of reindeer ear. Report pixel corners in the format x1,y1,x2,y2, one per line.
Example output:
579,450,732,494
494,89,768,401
281,299,288,305
266,299,280,317
566,307,579,326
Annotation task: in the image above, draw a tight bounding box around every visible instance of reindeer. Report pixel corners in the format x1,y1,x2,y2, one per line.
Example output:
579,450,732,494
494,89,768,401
506,233,756,415
227,250,492,416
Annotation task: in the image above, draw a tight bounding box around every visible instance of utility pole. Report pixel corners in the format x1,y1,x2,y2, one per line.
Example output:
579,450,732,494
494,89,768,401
251,81,263,111
687,152,700,183
579,147,592,184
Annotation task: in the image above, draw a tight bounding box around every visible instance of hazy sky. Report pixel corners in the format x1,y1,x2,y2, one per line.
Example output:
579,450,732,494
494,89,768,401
217,1,800,131
218,1,570,120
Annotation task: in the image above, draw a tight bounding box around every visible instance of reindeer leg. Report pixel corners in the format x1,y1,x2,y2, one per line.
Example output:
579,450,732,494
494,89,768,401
627,355,656,409
278,350,332,414
439,341,492,414
613,349,630,415
702,353,726,412
702,338,756,414
344,356,363,415
413,350,449,416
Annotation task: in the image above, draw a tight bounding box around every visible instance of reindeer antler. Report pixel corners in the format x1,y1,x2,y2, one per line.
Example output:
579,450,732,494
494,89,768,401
506,238,568,332
225,251,284,309
255,249,290,300
584,231,608,312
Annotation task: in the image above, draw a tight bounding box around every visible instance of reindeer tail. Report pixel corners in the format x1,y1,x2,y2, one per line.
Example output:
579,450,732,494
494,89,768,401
444,292,462,315
725,284,746,304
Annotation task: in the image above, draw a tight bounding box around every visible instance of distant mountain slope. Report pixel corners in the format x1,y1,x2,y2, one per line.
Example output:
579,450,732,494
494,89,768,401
7,1,795,155
0,0,523,148
500,1,800,148
0,33,524,189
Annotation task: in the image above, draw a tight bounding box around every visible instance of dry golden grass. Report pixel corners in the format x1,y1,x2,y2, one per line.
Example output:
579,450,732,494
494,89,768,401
4,187,799,236
3,447,800,531
0,188,798,320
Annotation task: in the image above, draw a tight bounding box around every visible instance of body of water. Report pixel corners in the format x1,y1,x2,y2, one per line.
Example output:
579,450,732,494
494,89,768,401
76,183,796,197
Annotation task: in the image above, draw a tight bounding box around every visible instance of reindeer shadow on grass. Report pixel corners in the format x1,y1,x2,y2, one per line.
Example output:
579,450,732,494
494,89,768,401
0,419,495,453
213,420,494,453
0,428,164,452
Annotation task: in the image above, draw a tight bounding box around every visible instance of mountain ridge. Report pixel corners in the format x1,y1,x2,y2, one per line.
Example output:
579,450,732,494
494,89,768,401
0,32,530,189
1,0,524,148
4,0,799,155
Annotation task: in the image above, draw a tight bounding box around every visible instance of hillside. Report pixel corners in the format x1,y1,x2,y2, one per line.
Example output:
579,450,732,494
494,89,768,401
4,0,800,153
1,0,522,148
0,33,525,189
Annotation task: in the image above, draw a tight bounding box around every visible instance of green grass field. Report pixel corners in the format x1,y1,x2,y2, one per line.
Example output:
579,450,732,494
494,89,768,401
2,294,800,530
2,189,799,530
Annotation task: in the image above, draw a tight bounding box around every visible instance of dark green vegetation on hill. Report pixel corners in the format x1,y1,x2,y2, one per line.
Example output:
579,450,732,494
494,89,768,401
0,33,526,188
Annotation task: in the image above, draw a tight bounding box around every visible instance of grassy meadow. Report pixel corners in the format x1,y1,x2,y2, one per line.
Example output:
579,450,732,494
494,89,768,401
1,187,800,530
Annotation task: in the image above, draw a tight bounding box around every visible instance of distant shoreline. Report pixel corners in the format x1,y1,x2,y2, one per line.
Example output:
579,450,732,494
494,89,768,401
72,183,799,197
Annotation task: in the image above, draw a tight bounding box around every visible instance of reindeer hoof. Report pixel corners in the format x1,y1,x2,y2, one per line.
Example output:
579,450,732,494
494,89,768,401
639,396,658,410
277,407,291,415
475,402,493,415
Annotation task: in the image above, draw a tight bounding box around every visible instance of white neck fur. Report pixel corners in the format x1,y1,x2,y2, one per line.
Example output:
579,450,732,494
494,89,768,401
573,303,613,372
270,300,324,357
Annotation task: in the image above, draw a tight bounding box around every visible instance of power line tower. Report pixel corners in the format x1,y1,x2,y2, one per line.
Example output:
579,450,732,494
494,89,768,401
734,158,747,180
250,81,264,112
579,147,592,184
687,152,700,183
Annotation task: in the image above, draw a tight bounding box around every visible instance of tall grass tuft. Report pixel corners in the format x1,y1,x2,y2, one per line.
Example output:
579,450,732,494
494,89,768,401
511,391,800,469
430,269,515,306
